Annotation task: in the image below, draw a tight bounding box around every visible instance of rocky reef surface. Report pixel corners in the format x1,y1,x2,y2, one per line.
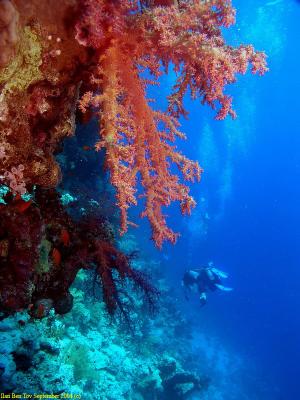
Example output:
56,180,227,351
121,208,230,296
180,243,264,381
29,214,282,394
0,241,264,400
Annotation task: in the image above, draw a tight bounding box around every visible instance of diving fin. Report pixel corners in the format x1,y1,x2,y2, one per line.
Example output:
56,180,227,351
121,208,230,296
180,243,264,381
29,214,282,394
211,267,229,279
215,284,233,292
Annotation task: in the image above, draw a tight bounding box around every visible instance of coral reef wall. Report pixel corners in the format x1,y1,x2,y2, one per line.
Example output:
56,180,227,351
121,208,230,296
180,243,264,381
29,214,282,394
0,0,267,245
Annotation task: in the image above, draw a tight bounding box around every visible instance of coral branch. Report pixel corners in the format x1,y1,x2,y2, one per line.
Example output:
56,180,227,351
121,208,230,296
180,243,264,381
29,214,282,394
76,0,267,247
82,39,201,247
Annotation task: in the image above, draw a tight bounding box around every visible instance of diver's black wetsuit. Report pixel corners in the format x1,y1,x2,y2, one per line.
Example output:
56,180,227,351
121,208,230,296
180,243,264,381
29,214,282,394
183,268,222,305
183,268,220,291
183,266,232,306
198,268,221,292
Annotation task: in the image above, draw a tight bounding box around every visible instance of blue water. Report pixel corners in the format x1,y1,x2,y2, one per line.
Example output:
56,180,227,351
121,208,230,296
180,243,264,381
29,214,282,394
132,1,300,397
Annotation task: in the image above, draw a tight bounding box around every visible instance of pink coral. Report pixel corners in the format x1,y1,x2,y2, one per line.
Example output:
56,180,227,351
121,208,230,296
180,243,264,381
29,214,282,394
76,0,267,247
2,164,27,195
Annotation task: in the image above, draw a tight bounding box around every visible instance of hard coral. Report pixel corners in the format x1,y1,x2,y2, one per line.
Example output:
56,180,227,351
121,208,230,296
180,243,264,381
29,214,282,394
0,195,43,311
0,0,20,68
0,0,88,192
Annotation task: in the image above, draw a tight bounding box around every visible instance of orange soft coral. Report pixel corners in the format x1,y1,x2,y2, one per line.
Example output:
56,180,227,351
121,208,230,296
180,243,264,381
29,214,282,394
76,0,267,247
80,39,202,247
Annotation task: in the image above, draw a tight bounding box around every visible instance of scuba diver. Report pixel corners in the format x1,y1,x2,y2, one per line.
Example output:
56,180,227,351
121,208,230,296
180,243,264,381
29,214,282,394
182,263,233,306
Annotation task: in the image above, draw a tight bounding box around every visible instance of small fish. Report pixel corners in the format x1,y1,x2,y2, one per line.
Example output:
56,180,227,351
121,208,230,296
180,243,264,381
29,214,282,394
52,247,61,266
127,220,139,228
37,303,45,319
82,145,92,151
266,0,282,6
60,229,70,246
15,200,32,213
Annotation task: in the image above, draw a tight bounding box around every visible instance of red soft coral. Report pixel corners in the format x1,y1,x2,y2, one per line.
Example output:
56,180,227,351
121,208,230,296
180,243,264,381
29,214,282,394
76,0,267,247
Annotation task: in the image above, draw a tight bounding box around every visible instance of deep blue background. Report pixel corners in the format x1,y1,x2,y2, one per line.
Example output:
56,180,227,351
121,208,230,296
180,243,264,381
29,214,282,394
132,1,300,397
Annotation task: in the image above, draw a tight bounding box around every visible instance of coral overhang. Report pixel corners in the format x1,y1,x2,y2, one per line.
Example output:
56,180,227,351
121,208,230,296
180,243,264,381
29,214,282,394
0,0,266,247
0,0,267,247
0,188,158,315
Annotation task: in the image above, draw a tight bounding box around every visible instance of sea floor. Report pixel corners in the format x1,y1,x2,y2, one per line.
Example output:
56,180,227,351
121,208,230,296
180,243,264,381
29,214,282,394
0,250,278,399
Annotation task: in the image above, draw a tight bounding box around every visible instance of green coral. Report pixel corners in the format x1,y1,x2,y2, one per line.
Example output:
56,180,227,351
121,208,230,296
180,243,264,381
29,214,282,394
0,26,42,94
64,341,102,382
